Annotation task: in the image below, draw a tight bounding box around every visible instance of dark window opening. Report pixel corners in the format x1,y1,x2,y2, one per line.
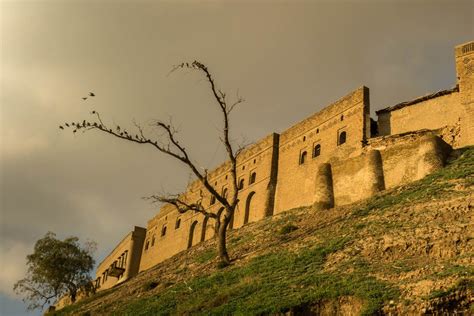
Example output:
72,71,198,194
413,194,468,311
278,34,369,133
145,240,149,251
161,226,167,237
316,128,319,134
151,235,155,246
238,178,245,190
175,218,181,229
340,114,344,121
370,118,378,137
313,144,321,158
303,136,306,141
188,220,199,249
242,165,245,170
210,195,216,205
249,172,256,184
299,151,308,164
338,131,347,145
253,159,256,164
222,187,228,198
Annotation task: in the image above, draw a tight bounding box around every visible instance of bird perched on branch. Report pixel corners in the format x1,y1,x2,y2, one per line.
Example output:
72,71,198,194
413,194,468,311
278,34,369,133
82,92,95,100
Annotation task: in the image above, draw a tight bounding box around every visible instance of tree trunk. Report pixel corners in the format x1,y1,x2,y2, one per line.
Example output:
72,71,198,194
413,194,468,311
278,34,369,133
217,211,231,265
69,289,77,303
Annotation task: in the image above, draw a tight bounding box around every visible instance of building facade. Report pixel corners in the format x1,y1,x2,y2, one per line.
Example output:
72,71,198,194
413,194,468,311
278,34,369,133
94,226,146,291
95,41,474,287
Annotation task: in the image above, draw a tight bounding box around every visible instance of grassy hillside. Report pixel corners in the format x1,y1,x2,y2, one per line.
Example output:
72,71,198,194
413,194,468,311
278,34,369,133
52,147,474,315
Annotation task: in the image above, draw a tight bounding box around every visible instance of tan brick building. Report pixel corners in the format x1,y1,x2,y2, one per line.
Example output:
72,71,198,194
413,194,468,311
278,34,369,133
94,226,146,291
95,41,473,286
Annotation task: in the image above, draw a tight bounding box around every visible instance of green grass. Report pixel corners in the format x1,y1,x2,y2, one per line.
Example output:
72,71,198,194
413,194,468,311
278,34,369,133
53,147,474,315
427,279,474,300
279,223,298,235
119,237,397,316
433,264,474,279
195,249,217,264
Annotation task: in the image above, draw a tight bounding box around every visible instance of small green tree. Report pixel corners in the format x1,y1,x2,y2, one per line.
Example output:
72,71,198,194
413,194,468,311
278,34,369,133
14,232,96,311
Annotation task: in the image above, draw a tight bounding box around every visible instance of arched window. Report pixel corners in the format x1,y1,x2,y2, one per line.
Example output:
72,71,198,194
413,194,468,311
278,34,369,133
238,178,245,190
201,216,209,242
244,192,255,225
338,131,347,145
249,172,256,184
151,235,156,246
175,218,181,229
299,151,308,164
161,225,167,237
313,144,321,158
188,220,199,249
340,114,344,121
222,187,228,198
210,195,216,205
145,240,150,251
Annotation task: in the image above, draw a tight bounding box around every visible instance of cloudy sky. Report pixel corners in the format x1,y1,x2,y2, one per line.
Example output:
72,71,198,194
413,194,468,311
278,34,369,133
1,0,472,314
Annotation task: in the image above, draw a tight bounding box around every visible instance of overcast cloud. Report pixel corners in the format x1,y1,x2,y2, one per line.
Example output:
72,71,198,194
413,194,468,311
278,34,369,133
1,1,472,314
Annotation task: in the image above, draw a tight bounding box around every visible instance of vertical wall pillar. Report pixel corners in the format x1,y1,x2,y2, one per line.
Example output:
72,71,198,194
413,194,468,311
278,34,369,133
314,163,334,211
123,237,135,281
455,42,474,147
366,150,385,195
264,133,280,217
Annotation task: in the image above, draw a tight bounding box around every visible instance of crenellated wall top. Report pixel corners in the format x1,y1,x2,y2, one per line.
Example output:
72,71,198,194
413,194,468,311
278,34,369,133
279,86,367,144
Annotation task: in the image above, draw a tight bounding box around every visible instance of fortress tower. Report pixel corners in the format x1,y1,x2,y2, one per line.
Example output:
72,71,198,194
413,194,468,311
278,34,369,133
455,41,474,147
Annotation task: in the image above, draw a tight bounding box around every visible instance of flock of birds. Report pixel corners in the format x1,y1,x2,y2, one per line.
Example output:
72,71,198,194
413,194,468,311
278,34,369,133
82,92,95,101
58,92,95,130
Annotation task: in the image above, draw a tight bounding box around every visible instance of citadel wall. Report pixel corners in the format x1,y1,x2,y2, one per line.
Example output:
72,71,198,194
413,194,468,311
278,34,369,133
94,226,146,291
377,41,474,149
274,86,370,213
91,41,473,292
138,133,279,271
315,131,452,209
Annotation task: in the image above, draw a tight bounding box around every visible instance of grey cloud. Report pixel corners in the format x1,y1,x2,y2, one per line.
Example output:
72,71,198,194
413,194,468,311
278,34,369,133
1,0,472,313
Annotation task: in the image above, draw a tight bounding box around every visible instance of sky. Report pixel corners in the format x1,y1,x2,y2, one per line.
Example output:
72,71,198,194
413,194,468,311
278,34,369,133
0,0,472,314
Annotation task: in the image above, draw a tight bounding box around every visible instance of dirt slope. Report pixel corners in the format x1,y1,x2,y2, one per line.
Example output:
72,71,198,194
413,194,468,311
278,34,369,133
52,147,474,315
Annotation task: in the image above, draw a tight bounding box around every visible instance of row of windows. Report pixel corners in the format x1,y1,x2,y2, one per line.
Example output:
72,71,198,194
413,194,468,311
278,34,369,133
211,159,257,188
96,250,128,287
144,216,184,251
301,115,345,142
210,172,256,205
299,131,346,165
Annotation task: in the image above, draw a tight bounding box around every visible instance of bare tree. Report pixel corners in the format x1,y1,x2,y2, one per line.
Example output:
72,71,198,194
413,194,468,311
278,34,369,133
60,61,244,265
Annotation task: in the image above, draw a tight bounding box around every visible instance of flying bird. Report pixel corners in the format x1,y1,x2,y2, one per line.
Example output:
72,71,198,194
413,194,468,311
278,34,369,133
65,123,69,127
59,126,64,130
82,97,87,101
89,92,95,97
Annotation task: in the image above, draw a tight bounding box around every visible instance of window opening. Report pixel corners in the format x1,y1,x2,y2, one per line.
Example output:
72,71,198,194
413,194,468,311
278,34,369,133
338,131,347,145
313,144,321,158
299,151,308,164
249,172,256,184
